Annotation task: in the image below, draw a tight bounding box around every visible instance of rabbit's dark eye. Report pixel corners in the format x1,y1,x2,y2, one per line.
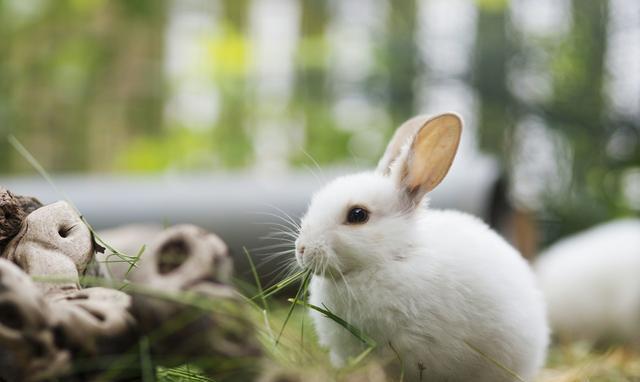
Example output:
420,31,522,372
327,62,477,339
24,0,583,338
346,207,369,224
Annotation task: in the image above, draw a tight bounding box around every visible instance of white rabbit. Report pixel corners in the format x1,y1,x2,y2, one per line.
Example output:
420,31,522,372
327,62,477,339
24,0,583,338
294,114,549,382
535,218,640,346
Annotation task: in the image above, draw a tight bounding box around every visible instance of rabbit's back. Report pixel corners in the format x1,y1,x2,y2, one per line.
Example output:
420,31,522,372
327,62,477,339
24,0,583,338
415,210,548,380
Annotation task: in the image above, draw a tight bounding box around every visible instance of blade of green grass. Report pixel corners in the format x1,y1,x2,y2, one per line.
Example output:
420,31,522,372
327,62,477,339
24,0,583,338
8,135,68,200
8,135,139,268
388,341,405,382
126,244,146,276
347,346,375,368
276,269,312,346
300,294,306,350
253,269,307,300
464,340,527,382
139,337,154,382
157,366,216,382
85,217,139,268
300,267,311,350
243,247,276,343
243,247,268,310
289,299,376,348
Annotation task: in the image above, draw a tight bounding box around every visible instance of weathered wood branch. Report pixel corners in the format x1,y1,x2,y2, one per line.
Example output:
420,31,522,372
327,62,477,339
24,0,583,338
0,190,260,382
0,187,43,255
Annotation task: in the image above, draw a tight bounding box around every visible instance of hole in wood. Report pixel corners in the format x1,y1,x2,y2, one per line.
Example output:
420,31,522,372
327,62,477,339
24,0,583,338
158,239,190,274
0,301,25,330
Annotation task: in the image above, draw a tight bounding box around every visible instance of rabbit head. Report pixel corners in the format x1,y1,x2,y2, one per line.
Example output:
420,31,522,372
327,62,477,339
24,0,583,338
295,113,462,276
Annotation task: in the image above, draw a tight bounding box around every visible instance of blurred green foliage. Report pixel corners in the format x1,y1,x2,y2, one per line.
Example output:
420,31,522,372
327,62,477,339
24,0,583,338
0,0,638,244
0,0,167,172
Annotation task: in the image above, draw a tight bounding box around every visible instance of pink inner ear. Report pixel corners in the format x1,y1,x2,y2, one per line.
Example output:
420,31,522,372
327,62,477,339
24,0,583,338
405,114,461,195
377,115,432,175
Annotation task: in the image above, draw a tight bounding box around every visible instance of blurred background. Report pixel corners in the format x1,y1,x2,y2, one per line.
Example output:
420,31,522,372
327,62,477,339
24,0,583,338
0,0,638,258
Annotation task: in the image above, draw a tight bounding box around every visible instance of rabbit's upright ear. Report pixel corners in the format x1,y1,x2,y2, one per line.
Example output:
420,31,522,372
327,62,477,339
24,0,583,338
392,113,462,204
377,115,432,175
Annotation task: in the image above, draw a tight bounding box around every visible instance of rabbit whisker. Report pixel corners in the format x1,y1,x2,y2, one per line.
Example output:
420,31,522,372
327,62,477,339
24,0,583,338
251,211,301,232
300,148,326,183
258,203,302,230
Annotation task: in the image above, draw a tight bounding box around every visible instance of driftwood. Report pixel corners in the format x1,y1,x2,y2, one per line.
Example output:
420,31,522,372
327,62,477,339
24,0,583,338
128,224,260,376
0,188,260,381
0,259,138,381
0,187,43,255
3,200,93,296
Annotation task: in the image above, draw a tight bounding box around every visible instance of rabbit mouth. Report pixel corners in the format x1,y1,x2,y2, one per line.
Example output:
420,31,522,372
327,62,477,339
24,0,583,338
299,248,338,277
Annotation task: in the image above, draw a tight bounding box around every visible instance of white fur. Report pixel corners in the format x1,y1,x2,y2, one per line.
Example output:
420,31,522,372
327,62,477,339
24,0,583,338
296,171,549,382
535,219,640,345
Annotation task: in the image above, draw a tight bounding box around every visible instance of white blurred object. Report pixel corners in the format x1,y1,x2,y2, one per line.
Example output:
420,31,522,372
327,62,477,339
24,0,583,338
535,219,640,345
